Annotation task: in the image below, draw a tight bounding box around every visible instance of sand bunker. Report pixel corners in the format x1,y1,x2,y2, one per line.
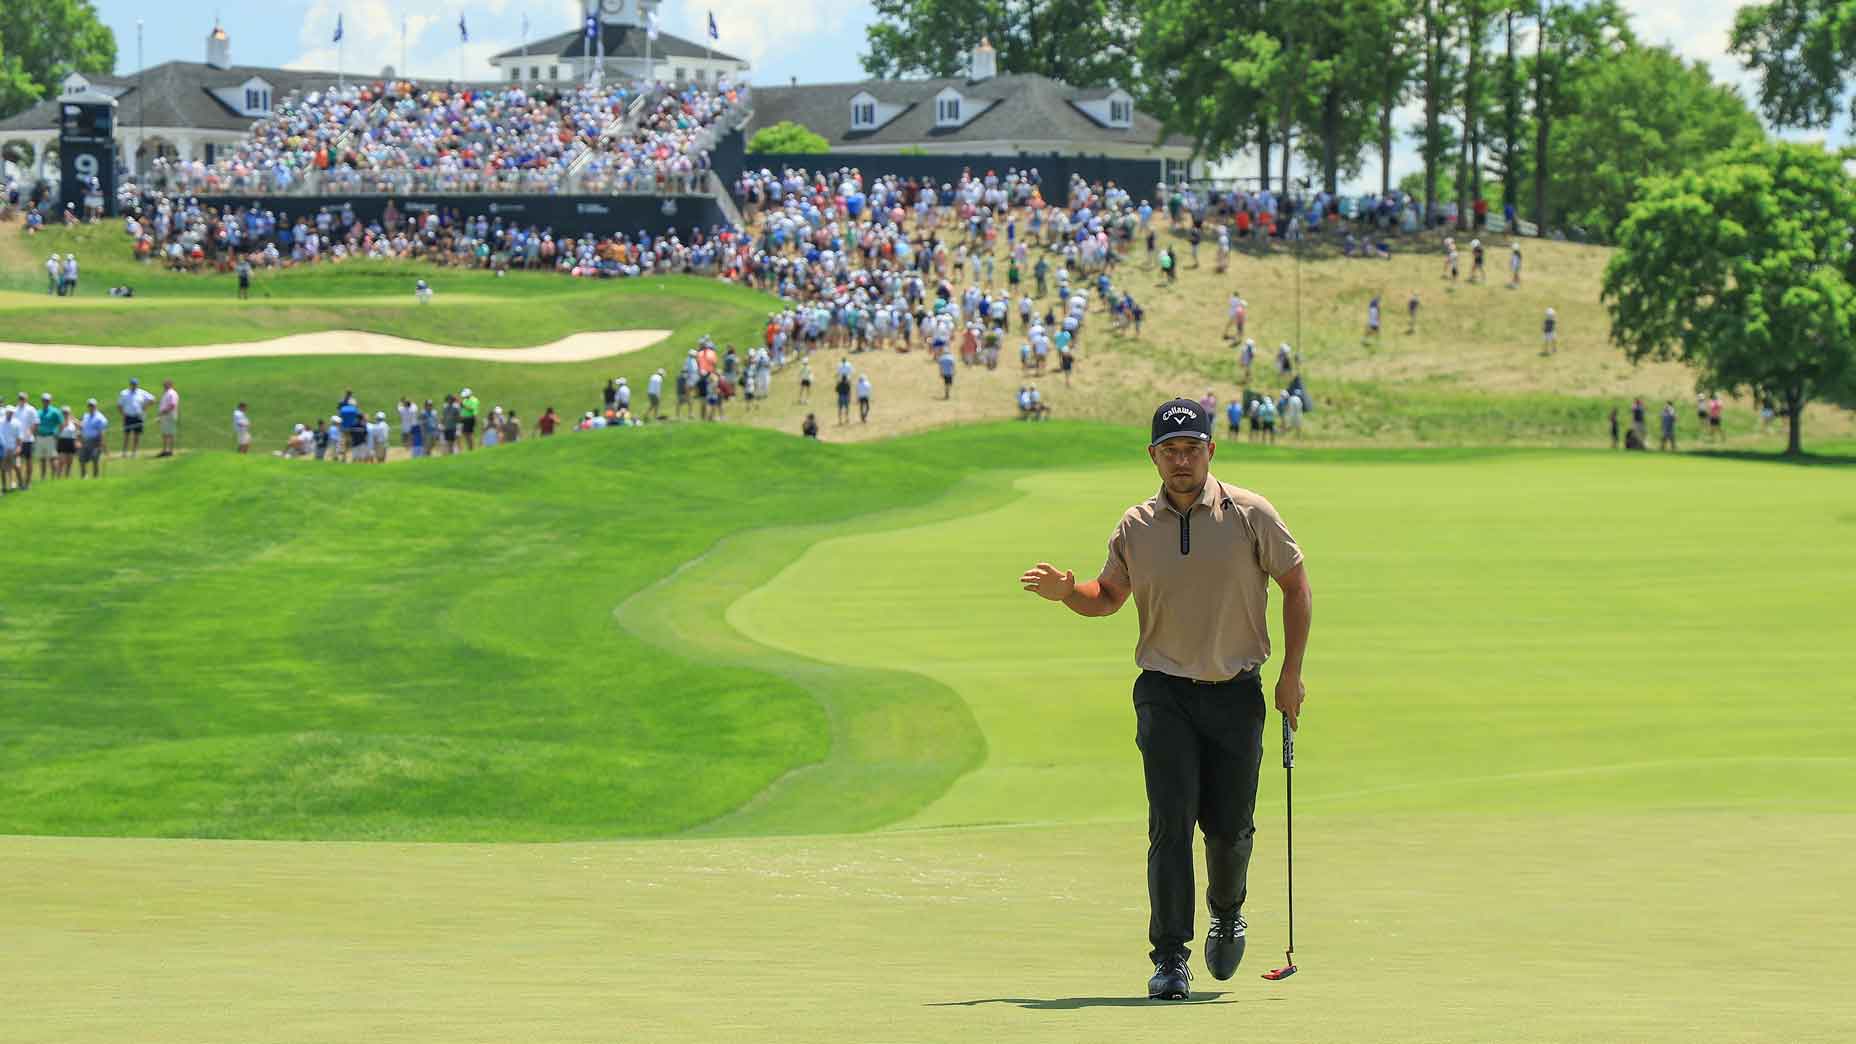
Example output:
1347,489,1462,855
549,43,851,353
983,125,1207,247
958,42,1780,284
0,329,672,366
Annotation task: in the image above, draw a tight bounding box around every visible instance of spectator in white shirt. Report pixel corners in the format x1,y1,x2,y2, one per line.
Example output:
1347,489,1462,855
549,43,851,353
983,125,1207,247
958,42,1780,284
0,405,17,494
117,378,155,458
232,403,252,454
157,380,180,457
367,411,391,464
13,392,38,490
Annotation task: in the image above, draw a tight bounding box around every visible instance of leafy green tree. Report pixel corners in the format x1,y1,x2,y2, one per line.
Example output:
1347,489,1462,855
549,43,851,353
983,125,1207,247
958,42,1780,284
1520,0,1635,229
1729,0,1856,129
1550,45,1763,238
1138,0,1269,170
861,0,1138,87
0,0,116,119
1602,142,1856,455
0,39,40,119
747,121,831,154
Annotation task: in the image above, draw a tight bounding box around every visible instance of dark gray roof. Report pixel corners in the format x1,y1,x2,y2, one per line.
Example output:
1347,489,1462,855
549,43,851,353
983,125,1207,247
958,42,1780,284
746,75,1188,152
492,26,741,64
0,61,526,135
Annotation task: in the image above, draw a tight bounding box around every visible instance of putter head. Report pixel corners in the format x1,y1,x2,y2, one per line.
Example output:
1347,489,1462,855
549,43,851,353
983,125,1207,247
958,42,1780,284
1261,960,1298,981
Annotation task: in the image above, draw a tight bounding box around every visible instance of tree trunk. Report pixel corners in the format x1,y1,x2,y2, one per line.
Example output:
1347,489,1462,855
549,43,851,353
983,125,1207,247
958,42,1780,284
1380,73,1395,196
1460,0,1481,230
1424,0,1439,224
1258,115,1272,193
1532,0,1549,230
1503,7,1519,215
1322,87,1341,195
1786,383,1804,455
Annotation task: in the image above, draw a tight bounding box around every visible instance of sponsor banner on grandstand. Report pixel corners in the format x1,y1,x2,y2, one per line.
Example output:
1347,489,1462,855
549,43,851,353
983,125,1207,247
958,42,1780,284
191,194,730,240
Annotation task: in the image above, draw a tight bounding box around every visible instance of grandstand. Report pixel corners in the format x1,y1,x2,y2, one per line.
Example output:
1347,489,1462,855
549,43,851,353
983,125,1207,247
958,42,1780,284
140,77,749,199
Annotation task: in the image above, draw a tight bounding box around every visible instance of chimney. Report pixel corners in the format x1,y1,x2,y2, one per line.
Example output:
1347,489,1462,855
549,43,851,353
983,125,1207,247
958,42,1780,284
969,38,996,83
206,23,231,69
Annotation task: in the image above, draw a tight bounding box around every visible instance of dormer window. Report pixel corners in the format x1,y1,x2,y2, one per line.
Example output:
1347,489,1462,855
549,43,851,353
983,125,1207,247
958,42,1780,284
937,96,961,125
1109,98,1131,125
853,101,876,128
245,87,272,113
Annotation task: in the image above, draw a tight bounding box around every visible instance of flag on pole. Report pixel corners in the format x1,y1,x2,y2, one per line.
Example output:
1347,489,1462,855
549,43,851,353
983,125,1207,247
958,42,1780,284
707,11,719,40
646,11,660,41
458,14,469,42
585,14,597,40
333,14,343,43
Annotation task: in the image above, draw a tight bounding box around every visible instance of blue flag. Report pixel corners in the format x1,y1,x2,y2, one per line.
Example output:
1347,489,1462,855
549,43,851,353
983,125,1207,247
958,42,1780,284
707,11,719,40
458,14,468,42
333,14,343,43
585,14,597,40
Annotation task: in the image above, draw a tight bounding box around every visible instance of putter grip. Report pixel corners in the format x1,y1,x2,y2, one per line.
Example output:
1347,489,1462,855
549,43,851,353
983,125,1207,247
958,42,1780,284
1282,715,1295,769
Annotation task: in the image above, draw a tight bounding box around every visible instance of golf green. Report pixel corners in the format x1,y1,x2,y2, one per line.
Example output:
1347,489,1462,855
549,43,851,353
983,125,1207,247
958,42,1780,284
3,432,1853,1041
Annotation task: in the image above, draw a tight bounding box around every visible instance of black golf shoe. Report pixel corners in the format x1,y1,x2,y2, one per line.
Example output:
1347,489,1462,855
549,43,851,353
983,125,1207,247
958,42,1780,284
1147,954,1192,1000
1205,912,1246,980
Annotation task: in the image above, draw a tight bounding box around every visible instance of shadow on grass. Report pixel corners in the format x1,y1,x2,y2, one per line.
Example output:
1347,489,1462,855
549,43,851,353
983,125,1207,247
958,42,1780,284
927,994,1233,1009
1691,449,1856,469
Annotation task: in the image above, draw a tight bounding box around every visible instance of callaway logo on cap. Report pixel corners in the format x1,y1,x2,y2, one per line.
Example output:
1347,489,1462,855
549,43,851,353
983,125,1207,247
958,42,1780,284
1151,398,1213,446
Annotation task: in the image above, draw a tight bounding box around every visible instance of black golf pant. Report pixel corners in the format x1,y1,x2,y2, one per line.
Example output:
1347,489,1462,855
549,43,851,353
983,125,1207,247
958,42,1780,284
1133,669,1266,963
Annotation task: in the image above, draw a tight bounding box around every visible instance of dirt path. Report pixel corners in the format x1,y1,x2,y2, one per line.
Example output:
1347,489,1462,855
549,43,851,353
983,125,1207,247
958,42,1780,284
0,329,671,366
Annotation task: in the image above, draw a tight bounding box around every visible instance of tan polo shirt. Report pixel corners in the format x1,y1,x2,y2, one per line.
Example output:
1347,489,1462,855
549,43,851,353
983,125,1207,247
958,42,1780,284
1100,475,1303,681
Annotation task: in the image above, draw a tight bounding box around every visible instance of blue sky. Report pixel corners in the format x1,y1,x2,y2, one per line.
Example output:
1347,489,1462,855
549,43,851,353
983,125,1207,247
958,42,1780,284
87,0,1852,188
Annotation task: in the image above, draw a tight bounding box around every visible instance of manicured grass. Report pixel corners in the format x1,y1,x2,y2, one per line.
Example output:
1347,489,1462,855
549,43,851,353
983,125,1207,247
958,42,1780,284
6,814,1854,1043
0,424,1113,840
737,450,1856,828
4,427,1854,1040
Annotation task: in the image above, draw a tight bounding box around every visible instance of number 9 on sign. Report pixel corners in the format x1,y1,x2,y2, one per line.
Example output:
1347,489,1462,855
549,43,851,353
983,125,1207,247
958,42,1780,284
75,153,98,179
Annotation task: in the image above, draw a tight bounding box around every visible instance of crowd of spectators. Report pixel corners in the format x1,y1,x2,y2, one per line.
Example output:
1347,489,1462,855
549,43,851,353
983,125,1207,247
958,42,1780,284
140,77,747,198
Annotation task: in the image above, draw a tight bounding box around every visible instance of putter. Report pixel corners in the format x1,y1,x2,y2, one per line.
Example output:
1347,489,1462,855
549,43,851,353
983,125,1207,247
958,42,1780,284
1262,714,1298,981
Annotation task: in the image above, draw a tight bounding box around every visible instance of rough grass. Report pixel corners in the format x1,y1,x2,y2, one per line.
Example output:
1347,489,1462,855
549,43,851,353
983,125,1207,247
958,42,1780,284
8,216,1850,449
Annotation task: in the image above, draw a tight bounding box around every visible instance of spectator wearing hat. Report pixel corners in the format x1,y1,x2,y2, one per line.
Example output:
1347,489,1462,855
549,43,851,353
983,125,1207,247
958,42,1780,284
367,410,391,463
36,393,62,483
79,399,109,478
458,388,480,450
117,378,155,458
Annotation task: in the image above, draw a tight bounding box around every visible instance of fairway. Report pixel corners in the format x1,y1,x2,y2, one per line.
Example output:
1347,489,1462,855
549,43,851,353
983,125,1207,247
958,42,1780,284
4,433,1854,1042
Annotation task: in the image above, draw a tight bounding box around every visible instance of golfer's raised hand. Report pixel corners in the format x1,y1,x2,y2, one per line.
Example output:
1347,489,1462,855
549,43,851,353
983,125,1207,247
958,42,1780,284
1020,562,1076,601
1275,672,1305,730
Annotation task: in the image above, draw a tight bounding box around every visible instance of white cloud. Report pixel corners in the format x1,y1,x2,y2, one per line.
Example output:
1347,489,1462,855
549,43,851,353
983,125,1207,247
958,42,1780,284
285,1,529,80
665,0,864,72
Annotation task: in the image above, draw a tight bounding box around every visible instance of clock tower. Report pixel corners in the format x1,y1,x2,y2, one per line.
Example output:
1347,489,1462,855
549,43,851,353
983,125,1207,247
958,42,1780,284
587,0,661,29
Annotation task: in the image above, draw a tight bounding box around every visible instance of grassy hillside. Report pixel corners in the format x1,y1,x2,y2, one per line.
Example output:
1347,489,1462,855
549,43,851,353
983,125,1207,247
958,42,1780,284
9,217,1849,450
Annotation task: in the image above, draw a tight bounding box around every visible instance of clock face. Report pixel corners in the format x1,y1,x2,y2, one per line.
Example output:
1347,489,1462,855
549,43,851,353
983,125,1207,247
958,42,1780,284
601,0,626,15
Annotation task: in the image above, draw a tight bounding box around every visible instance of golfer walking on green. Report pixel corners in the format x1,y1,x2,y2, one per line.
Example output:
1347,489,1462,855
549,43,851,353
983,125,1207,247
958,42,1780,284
1020,398,1312,1000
